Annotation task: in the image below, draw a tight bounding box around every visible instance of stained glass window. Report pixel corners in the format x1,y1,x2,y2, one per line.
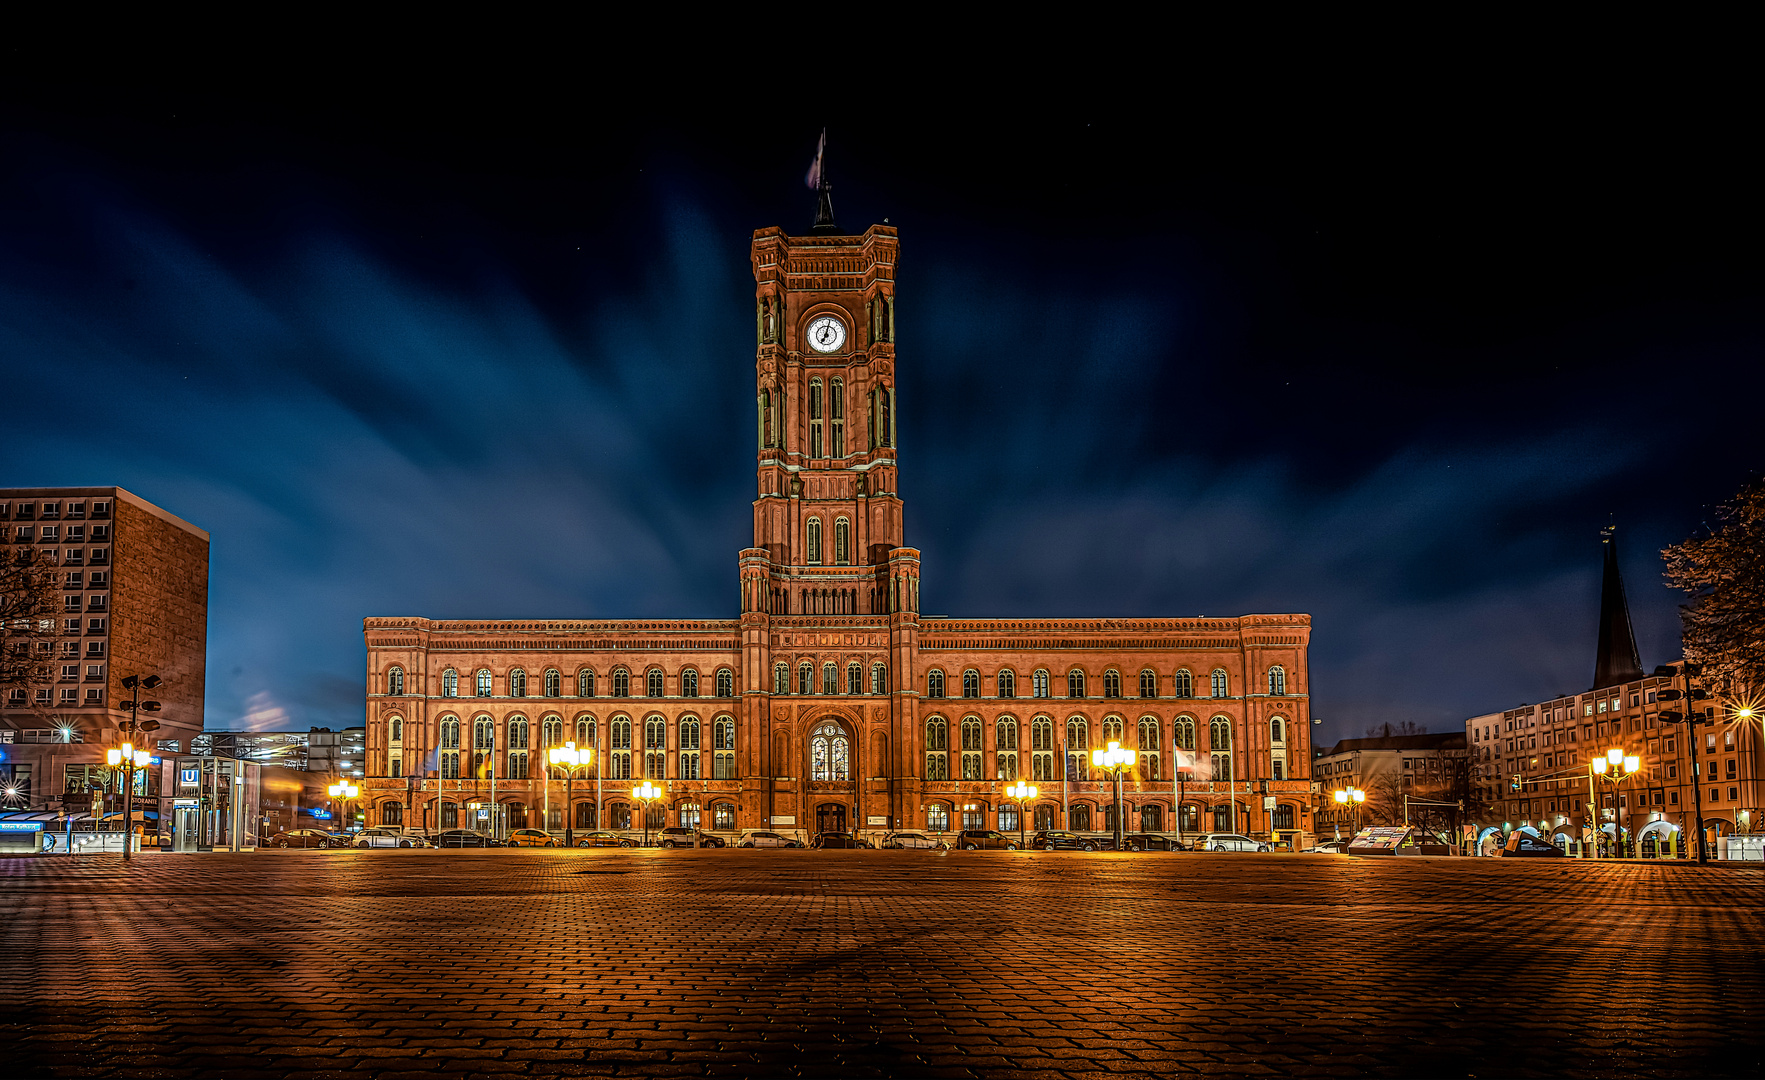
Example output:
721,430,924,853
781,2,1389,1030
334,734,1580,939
810,721,849,781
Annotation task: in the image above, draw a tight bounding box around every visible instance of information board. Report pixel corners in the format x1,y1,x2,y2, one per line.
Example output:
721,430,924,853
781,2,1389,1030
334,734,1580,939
1347,826,1411,856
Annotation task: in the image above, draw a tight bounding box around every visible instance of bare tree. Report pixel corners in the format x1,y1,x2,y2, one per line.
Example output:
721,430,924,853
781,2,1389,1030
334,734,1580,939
0,547,64,721
1663,476,1765,690
1363,720,1426,738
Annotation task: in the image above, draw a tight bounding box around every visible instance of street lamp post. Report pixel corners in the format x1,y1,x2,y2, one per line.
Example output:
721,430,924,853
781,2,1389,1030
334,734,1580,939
104,741,151,860
328,781,360,837
1003,779,1038,850
1654,663,1711,864
1332,787,1366,840
1590,746,1641,858
1090,740,1134,851
111,674,163,860
547,742,594,848
631,780,664,847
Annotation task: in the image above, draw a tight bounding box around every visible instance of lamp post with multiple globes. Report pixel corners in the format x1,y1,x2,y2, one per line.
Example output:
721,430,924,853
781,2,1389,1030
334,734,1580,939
1589,746,1641,858
630,780,665,847
547,742,594,848
1089,741,1134,851
328,781,360,835
1003,779,1038,850
1332,787,1367,841
109,673,163,860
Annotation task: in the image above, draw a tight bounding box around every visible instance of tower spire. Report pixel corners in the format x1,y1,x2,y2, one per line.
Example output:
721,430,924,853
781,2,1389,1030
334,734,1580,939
806,128,838,233
1592,525,1645,690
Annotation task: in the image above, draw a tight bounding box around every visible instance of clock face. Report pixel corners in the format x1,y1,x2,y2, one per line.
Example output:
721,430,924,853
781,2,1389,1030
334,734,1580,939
806,315,847,353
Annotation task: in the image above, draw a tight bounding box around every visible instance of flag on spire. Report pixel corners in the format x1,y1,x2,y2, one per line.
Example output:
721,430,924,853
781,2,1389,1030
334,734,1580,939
805,128,826,189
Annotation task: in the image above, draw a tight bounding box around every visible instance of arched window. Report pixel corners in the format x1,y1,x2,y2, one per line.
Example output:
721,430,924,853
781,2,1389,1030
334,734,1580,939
809,378,824,458
1067,669,1086,698
1270,716,1288,781
927,670,945,698
774,662,790,694
1174,715,1197,752
575,715,595,748
998,669,1016,698
381,802,403,827
759,387,775,449
878,385,892,446
810,721,850,781
1139,670,1157,698
506,715,529,779
1066,718,1090,781
646,668,664,697
871,663,888,695
716,668,734,697
1173,669,1193,698
1270,716,1286,745
714,716,736,779
1211,669,1229,698
476,669,492,697
1210,716,1233,782
389,716,403,743
442,669,458,697
925,802,949,832
960,716,983,779
542,716,563,748
712,801,736,831
1033,803,1058,831
995,717,1019,780
509,669,527,698
1138,717,1161,781
645,716,666,778
830,378,844,457
1031,716,1054,780
608,802,630,830
834,518,850,565
1069,804,1092,832
578,668,595,697
847,663,862,695
544,669,561,698
1139,804,1163,832
959,669,979,698
386,666,404,696
1103,670,1121,698
612,668,630,697
821,663,837,695
1267,666,1286,695
679,717,701,779
610,716,632,780
807,517,823,564
797,663,813,695
440,716,460,778
925,717,949,780
1101,715,1124,744
681,669,699,698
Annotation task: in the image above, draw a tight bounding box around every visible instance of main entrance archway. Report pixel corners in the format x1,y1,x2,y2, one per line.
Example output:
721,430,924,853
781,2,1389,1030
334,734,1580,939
816,803,847,833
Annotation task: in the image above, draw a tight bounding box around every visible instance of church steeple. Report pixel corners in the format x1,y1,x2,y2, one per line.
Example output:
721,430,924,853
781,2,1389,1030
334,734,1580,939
806,128,838,233
1592,525,1645,690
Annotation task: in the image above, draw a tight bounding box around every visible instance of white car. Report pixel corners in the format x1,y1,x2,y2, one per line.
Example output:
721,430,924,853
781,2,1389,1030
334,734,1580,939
737,830,803,848
352,827,428,849
882,831,949,850
1193,832,1271,853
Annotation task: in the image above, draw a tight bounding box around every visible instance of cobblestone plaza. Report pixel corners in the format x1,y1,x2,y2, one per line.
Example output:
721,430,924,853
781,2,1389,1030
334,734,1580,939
5,851,1761,1078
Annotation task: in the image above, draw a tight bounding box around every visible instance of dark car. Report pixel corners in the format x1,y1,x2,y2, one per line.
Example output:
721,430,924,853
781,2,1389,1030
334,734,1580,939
433,830,505,848
956,829,1019,851
1031,830,1099,852
657,827,726,848
1104,832,1184,852
809,831,872,849
881,831,948,851
267,829,339,849
737,830,804,848
573,831,635,848
1501,833,1566,857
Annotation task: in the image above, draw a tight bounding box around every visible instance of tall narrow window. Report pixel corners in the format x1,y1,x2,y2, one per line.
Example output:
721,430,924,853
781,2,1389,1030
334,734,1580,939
830,378,844,456
1102,716,1124,744
811,721,850,781
610,716,632,780
1173,669,1193,698
847,663,862,695
1137,717,1161,781
1267,666,1286,695
646,668,664,697
716,668,734,697
681,669,699,697
442,669,458,697
714,716,736,779
387,667,404,696
925,717,949,780
476,669,492,697
576,716,595,747
822,663,837,695
759,388,775,449
1066,718,1090,781
679,717,701,780
542,716,563,748
544,669,560,697
612,668,630,697
962,669,980,698
1031,716,1054,780
774,662,790,694
645,716,666,779
1270,716,1287,781
809,379,824,458
996,717,1019,780
927,670,945,698
440,716,460,778
390,716,403,743
835,518,849,565
509,669,527,698
1209,716,1233,782
1103,670,1121,698
1067,669,1086,698
578,668,595,697
960,716,983,780
998,670,1016,698
1174,716,1196,752
879,386,892,446
871,663,888,695
807,518,823,564
1139,670,1156,698
1032,669,1050,698
1211,669,1229,698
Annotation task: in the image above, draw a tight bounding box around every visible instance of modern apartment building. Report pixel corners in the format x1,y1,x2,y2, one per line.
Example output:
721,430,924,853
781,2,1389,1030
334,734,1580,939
0,487,209,817
1312,732,1470,837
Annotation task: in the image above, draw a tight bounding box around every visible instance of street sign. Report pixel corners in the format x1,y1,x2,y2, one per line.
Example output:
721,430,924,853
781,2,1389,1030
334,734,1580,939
1263,796,1276,811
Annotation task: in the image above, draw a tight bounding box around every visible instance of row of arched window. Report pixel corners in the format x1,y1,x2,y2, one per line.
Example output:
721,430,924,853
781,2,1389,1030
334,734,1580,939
921,714,1290,783
773,660,889,695
410,712,739,782
922,666,1290,700
757,379,894,455
804,516,851,565
394,665,738,699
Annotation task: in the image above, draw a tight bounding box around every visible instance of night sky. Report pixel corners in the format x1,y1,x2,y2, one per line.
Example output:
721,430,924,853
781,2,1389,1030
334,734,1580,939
3,55,1759,747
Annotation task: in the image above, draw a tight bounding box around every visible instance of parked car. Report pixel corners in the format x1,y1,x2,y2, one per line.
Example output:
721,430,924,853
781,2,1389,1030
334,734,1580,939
1306,840,1350,854
1501,833,1566,857
737,830,803,848
506,828,560,848
267,829,340,849
1106,832,1184,852
656,827,726,848
433,830,505,848
881,831,949,851
956,829,1019,851
809,831,873,849
573,831,635,848
1031,830,1099,852
1194,832,1271,853
352,827,425,849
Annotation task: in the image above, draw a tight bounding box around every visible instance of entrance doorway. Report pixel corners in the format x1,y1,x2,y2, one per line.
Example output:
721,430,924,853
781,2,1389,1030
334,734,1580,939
173,804,200,852
816,803,847,833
